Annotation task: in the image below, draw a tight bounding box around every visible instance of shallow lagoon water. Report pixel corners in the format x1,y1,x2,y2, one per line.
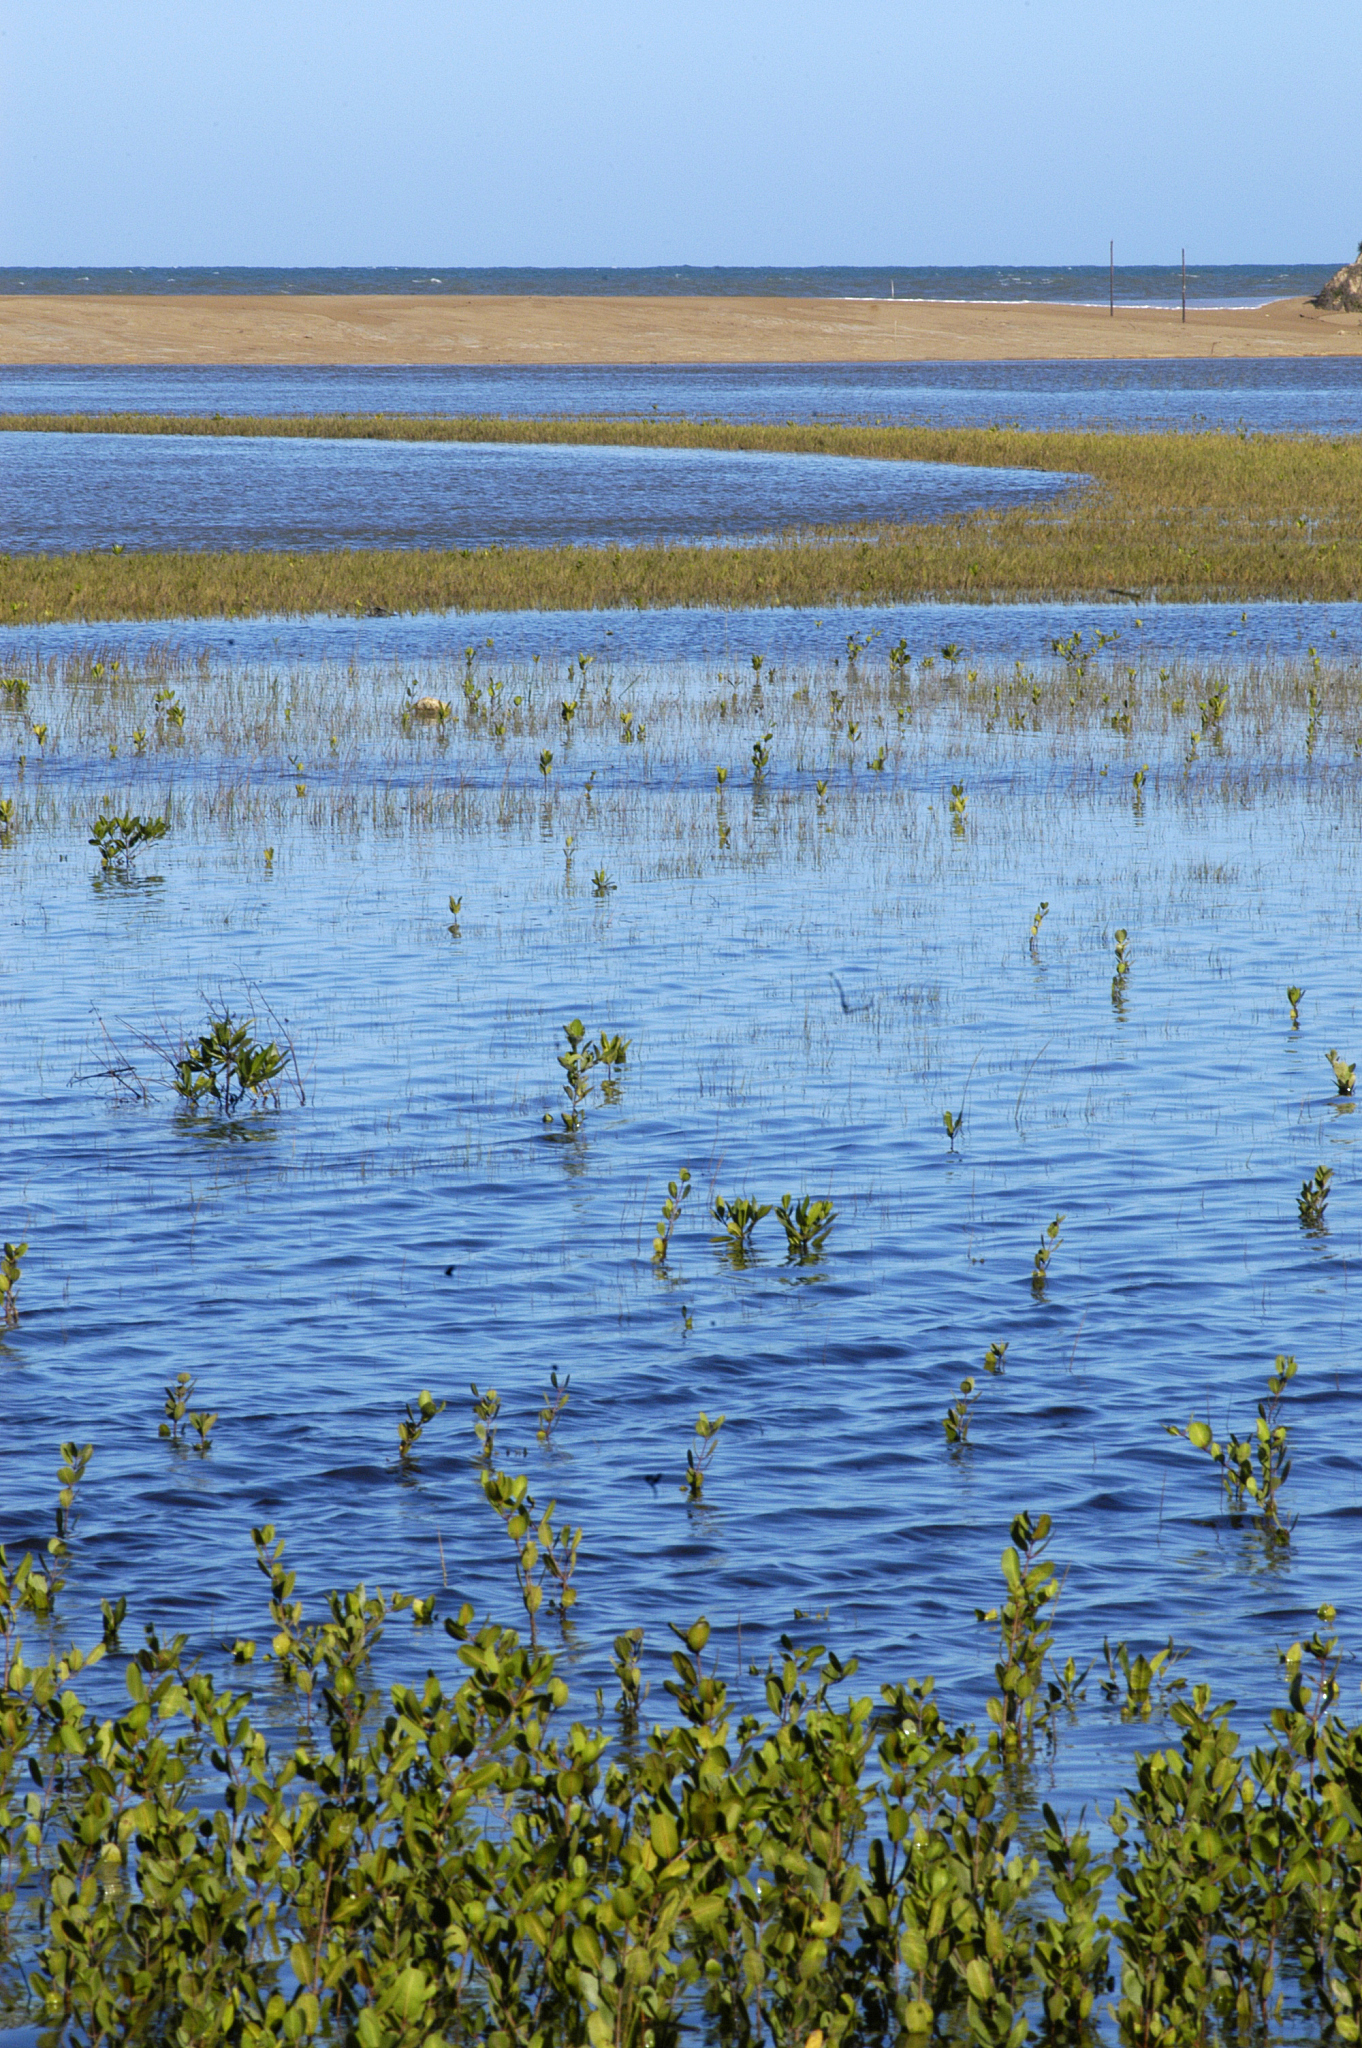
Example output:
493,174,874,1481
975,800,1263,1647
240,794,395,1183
5,595,1362,678
3,637,1362,1867
0,429,1075,554
6,357,1362,435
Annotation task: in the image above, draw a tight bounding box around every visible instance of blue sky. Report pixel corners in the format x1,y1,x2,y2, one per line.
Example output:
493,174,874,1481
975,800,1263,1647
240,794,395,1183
2,0,1356,266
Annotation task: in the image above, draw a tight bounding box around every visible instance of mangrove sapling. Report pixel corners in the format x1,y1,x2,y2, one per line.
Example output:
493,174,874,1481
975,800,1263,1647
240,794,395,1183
1032,1804,1113,2040
0,1239,26,1328
188,1407,217,1456
1327,1048,1356,1096
469,1383,501,1465
479,1464,581,1644
1031,1214,1065,1297
1100,1637,1188,1720
100,1592,126,1648
976,1509,1061,1752
1298,1163,1333,1232
750,729,773,779
397,1389,448,1465
88,810,168,871
174,1011,287,1117
775,1193,837,1260
682,1410,725,1501
1166,1353,1298,1543
942,1377,980,1446
651,1168,692,1264
611,1625,646,1729
549,1017,600,1133
535,1371,570,1447
1287,984,1304,1028
710,1193,771,1255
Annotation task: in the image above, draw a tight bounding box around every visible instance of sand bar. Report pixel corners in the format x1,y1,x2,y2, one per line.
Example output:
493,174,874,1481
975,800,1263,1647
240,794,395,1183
2,293,1361,366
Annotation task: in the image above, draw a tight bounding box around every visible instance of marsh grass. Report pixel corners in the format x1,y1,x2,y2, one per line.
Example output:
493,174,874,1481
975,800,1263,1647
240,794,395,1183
4,416,1362,618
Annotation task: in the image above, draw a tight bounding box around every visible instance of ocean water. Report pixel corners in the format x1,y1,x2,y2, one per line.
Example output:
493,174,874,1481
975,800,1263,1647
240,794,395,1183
7,359,1362,436
0,429,1076,555
0,262,1334,306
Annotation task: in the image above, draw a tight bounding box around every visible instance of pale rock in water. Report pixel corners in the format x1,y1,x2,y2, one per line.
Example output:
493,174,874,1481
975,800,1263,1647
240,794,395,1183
1313,246,1362,311
411,695,449,718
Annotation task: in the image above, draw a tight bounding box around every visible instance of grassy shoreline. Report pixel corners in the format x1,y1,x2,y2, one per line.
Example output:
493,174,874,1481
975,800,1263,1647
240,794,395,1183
3,416,1361,619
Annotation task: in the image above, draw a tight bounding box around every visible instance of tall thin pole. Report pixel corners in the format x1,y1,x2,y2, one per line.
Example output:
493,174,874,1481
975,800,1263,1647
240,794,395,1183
1110,240,1115,317
1181,248,1186,323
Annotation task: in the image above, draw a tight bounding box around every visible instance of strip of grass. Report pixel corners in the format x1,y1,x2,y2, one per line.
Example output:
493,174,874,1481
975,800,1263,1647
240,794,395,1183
2,415,1361,619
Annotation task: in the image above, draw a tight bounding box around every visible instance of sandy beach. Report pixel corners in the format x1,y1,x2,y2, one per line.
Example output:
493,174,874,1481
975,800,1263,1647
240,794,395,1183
2,292,1360,365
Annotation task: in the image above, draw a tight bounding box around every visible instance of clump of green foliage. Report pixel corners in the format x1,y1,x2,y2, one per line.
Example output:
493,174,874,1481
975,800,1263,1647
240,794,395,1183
88,811,167,870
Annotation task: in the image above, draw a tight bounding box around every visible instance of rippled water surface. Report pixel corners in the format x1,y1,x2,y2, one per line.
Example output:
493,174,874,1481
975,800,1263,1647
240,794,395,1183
3,633,1361,1844
0,430,1075,553
7,358,1362,434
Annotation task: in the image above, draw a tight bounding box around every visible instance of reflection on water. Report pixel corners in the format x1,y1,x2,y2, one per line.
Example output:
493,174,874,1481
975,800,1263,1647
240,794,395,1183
0,430,1076,554
2,636,1361,1833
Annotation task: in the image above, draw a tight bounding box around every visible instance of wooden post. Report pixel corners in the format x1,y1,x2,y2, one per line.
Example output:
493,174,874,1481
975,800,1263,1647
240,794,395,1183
1181,248,1186,323
1110,240,1115,317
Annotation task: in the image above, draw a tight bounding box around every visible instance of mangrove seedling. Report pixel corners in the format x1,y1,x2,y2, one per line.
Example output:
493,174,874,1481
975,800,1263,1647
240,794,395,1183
1166,1353,1297,1543
868,743,887,772
652,1168,692,1264
174,1012,286,1117
711,1194,771,1253
188,1408,218,1456
983,1340,1009,1375
775,1193,837,1260
1031,1214,1065,1297
682,1411,725,1501
0,1239,26,1328
1327,1048,1356,1096
1030,901,1049,946
715,765,728,787
750,730,773,779
159,1372,198,1443
1113,927,1131,979
469,1383,501,1466
1287,984,1304,1028
1299,1163,1333,1232
948,781,967,827
397,1389,447,1465
975,1509,1060,1751
538,748,553,778
1132,763,1148,799
943,1377,980,1446
592,869,616,896
0,797,14,841
941,1106,964,1151
598,1030,629,1102
536,1371,570,1447
611,1626,646,1727
89,811,168,871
